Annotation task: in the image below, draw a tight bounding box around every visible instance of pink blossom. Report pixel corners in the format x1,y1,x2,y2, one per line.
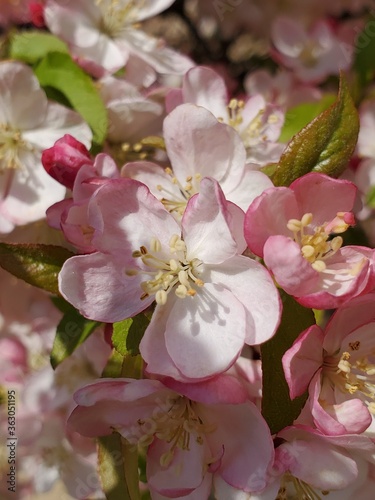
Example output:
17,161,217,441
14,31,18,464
99,76,164,144
283,292,375,437
46,147,119,252
244,68,322,109
263,425,375,499
165,67,285,166
0,61,92,233
68,376,274,497
123,103,273,215
271,17,352,83
59,177,281,380
44,0,194,77
245,172,375,309
42,134,93,190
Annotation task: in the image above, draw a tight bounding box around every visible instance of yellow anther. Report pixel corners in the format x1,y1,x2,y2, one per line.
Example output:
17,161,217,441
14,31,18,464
301,213,313,226
311,260,326,272
301,245,315,258
287,219,302,232
155,290,168,305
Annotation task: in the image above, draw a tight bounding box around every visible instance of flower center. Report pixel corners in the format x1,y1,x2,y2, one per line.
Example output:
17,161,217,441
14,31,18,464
156,168,202,217
127,396,215,467
287,212,354,272
299,40,323,68
328,346,375,414
0,124,31,173
128,235,204,305
96,0,142,37
220,98,281,148
277,473,330,499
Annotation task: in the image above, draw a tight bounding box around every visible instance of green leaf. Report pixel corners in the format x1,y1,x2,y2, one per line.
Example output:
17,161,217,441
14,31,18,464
272,74,359,187
353,17,375,89
0,243,74,295
279,94,336,143
9,31,68,63
98,435,141,500
112,314,150,357
366,185,375,208
50,304,101,368
261,290,315,434
34,52,108,144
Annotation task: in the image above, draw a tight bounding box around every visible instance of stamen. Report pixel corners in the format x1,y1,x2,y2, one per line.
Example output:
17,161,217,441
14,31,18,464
131,237,204,304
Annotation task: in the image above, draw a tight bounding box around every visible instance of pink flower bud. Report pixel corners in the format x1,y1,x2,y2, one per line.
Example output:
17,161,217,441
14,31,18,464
29,2,45,28
42,134,93,190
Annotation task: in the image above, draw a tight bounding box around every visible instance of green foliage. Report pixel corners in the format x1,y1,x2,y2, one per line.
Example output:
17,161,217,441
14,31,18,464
0,243,73,295
353,16,375,90
34,52,108,144
366,185,375,208
279,94,336,143
272,74,359,187
50,298,101,368
98,435,141,500
112,314,150,356
261,291,315,434
9,31,68,63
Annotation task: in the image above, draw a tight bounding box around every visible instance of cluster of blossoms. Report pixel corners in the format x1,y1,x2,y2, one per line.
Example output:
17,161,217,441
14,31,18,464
2,1,375,499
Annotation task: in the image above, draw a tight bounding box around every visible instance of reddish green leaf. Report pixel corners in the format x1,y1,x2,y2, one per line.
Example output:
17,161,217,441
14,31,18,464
272,74,359,187
0,243,74,295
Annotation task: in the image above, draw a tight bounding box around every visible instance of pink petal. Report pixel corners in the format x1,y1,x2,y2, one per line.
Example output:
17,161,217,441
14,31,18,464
59,252,153,322
277,428,358,490
200,403,274,492
182,66,228,119
323,292,375,354
88,178,180,255
263,235,319,296
163,104,246,194
164,284,246,379
183,178,239,264
310,373,372,435
290,173,357,226
147,438,206,497
244,187,298,258
164,373,249,405
208,256,281,345
282,325,324,399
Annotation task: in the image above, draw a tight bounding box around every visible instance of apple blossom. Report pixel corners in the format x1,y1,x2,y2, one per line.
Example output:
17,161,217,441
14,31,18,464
165,67,285,166
244,68,322,109
44,141,119,252
0,61,92,233
245,172,375,309
59,176,281,380
98,76,164,145
271,17,352,83
256,425,375,500
283,292,375,437
44,0,194,77
123,103,274,215
68,375,274,498
42,134,93,190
